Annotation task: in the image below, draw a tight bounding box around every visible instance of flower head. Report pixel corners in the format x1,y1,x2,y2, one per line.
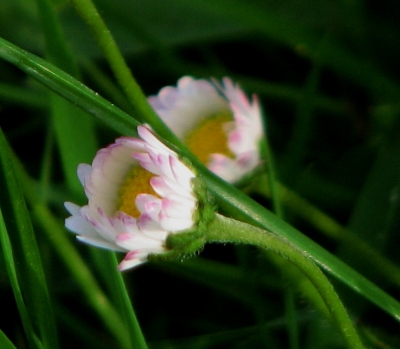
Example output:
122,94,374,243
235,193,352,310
148,76,263,183
65,125,201,271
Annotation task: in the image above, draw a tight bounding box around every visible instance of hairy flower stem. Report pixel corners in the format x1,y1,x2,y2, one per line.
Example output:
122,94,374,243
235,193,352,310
206,213,364,349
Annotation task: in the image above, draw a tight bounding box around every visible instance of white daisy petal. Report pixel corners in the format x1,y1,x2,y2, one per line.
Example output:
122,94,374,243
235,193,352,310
135,193,161,218
138,214,169,240
118,251,149,271
77,236,123,251
161,197,194,219
116,233,164,251
159,212,194,232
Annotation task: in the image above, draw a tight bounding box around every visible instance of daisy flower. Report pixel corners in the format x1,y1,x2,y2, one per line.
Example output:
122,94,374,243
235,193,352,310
64,125,201,271
148,76,264,183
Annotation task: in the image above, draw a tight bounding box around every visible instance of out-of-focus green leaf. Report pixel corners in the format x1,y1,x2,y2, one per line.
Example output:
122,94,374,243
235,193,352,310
0,208,36,348
36,0,98,193
0,127,58,349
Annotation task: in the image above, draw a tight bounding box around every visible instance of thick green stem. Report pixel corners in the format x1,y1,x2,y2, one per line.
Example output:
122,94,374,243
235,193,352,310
70,0,178,143
206,214,364,349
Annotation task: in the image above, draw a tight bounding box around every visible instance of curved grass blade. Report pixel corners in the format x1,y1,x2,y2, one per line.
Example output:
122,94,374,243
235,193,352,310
0,208,36,348
0,127,59,349
0,37,140,137
1,37,400,324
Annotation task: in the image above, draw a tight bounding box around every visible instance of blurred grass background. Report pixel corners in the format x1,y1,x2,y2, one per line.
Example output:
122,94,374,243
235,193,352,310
1,0,400,348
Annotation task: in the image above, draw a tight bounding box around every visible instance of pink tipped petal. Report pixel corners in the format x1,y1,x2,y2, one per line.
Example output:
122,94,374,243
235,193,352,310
161,196,196,219
150,176,175,197
118,252,146,271
135,194,161,216
138,214,168,239
169,155,195,184
137,125,172,154
116,233,164,251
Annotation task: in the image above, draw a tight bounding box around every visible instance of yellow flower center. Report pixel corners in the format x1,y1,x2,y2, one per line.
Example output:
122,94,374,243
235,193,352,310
184,112,234,164
117,166,158,218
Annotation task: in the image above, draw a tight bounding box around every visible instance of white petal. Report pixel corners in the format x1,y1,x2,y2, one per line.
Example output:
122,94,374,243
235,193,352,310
115,233,164,251
77,236,123,251
138,125,173,154
118,251,148,271
77,164,92,186
138,214,169,240
159,212,194,232
161,197,196,219
64,202,81,215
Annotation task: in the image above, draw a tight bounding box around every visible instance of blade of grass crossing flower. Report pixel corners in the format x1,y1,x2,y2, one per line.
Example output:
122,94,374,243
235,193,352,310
0,329,17,349
0,37,140,137
0,128,59,349
35,0,98,193
1,38,400,323
0,208,37,348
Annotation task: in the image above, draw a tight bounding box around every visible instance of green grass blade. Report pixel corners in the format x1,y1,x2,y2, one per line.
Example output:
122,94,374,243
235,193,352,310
0,127,59,349
0,208,36,348
0,329,17,349
0,37,140,137
106,254,149,349
35,0,98,192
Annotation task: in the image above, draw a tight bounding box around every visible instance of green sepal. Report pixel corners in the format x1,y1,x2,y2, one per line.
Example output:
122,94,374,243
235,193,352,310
149,175,216,263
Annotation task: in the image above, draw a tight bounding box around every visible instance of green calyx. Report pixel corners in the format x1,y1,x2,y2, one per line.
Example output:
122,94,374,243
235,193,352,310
148,175,216,263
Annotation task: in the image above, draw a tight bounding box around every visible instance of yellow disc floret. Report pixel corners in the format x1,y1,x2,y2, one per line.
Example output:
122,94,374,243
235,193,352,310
118,166,158,218
184,112,234,164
